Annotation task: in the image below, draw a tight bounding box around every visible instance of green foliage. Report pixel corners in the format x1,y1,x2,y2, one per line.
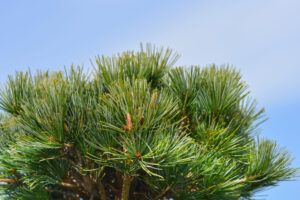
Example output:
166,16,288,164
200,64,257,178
0,44,298,200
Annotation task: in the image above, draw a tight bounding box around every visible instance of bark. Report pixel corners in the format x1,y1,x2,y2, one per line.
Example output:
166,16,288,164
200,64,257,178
97,179,107,200
121,173,131,200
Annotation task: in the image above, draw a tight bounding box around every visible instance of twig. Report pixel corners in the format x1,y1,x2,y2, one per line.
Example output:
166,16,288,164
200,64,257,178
153,185,171,200
59,182,77,188
0,178,16,184
121,173,131,200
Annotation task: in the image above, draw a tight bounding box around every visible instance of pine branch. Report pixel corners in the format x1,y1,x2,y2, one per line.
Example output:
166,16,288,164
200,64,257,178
0,45,297,200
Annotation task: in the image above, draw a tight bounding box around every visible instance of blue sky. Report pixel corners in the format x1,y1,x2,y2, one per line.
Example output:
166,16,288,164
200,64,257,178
0,0,299,199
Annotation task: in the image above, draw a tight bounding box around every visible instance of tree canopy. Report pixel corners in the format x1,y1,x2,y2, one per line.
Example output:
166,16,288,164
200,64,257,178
0,44,298,200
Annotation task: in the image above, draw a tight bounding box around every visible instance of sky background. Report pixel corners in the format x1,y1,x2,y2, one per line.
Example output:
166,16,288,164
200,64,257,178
0,0,299,199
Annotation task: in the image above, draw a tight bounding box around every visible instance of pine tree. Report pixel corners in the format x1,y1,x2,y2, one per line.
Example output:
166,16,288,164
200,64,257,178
0,44,298,200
